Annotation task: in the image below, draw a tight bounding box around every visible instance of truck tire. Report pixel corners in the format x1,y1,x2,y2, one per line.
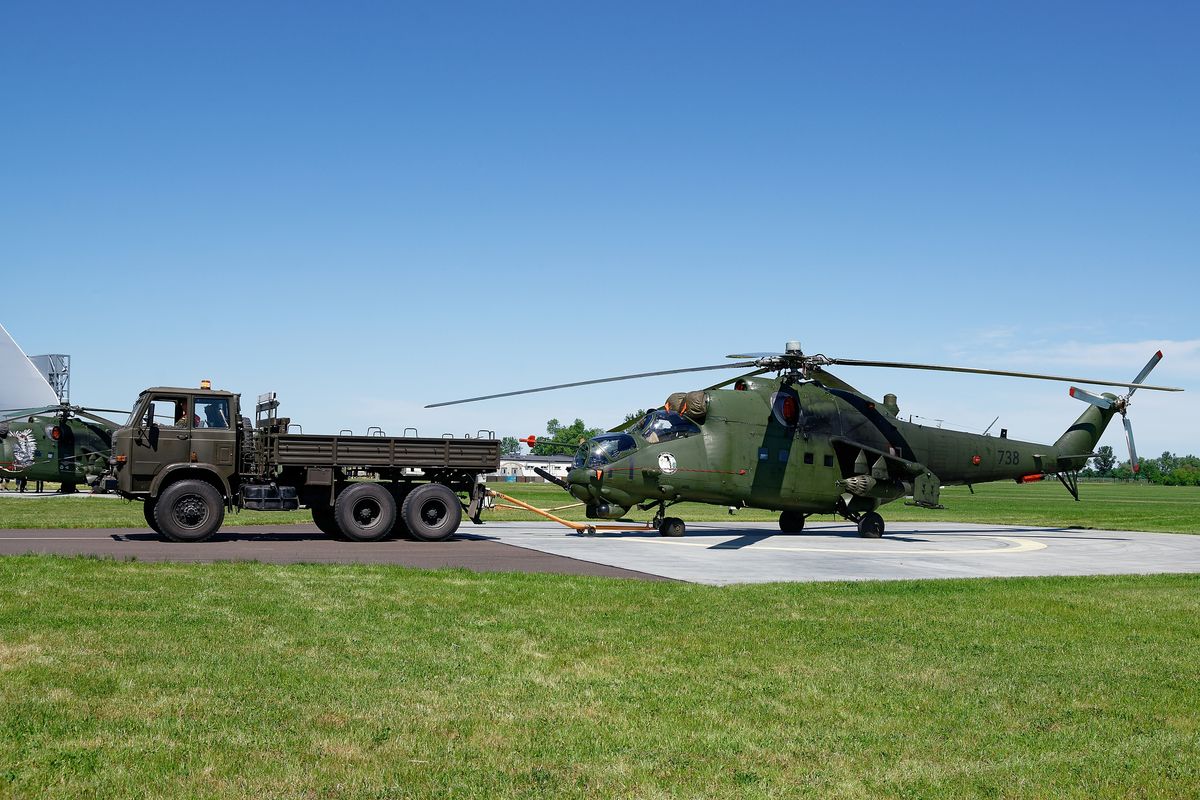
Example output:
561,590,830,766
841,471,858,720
334,483,397,542
143,499,162,534
311,505,345,539
401,483,462,542
155,479,225,543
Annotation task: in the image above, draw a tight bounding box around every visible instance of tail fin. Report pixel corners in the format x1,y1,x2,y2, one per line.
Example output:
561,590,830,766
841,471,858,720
1054,400,1118,458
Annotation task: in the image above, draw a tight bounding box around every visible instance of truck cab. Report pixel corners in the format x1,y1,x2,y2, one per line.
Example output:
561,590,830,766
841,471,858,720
111,385,242,499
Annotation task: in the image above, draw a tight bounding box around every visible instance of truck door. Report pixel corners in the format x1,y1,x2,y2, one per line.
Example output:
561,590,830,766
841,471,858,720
128,394,194,492
191,395,237,480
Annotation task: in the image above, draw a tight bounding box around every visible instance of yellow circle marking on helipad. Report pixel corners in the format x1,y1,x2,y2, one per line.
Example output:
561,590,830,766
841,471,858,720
617,534,1047,556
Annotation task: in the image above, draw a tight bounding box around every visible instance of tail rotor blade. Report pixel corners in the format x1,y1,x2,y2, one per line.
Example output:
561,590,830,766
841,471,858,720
1069,386,1113,410
1128,350,1164,397
1123,416,1140,474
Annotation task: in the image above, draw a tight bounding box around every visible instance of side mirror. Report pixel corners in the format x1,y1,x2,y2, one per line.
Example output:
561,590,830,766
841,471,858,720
145,403,157,428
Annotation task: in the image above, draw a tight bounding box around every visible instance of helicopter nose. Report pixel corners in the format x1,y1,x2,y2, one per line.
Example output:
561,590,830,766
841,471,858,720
566,467,599,502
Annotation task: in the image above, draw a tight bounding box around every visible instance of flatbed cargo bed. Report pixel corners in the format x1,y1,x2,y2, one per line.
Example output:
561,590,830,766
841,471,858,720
268,433,500,471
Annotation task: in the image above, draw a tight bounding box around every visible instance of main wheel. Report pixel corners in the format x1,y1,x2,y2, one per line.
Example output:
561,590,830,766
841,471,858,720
857,511,885,539
401,483,463,542
779,510,806,533
155,480,225,543
659,517,686,537
142,499,162,534
333,483,397,542
311,504,344,539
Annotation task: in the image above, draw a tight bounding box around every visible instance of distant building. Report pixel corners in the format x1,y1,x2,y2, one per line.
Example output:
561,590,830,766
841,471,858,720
490,454,574,482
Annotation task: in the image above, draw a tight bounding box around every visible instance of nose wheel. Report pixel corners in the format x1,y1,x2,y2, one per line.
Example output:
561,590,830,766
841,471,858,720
658,517,686,537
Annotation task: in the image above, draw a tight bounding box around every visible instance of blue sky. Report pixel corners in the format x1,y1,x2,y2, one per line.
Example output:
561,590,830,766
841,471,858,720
2,2,1197,456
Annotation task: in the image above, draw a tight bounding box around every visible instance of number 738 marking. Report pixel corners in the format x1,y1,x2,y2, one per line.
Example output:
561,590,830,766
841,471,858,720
997,449,1020,465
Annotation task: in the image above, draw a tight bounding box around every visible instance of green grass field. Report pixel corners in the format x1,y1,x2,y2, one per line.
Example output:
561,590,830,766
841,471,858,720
3,480,1198,533
0,559,1197,798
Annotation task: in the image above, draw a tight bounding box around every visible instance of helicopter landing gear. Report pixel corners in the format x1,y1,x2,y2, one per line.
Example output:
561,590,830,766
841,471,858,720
856,512,885,539
837,501,886,538
659,517,686,537
779,511,808,533
644,500,685,536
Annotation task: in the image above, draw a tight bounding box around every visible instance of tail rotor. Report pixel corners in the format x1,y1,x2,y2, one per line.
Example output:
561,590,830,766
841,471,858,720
1068,351,1163,474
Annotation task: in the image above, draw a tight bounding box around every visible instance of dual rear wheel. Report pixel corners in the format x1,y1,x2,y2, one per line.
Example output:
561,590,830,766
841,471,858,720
321,482,463,542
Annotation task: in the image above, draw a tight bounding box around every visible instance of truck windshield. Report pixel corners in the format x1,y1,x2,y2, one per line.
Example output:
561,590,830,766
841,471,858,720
636,410,700,444
125,396,148,427
573,434,637,468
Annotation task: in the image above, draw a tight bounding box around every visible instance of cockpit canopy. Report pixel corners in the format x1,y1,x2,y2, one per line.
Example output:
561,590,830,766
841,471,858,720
574,433,637,468
634,409,701,444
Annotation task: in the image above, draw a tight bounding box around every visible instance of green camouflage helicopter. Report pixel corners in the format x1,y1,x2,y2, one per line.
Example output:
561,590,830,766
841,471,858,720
429,342,1182,538
0,323,122,492
0,406,123,492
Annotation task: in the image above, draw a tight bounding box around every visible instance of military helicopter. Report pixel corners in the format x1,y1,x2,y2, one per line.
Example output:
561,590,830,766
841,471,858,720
0,405,124,492
428,342,1182,538
0,323,122,493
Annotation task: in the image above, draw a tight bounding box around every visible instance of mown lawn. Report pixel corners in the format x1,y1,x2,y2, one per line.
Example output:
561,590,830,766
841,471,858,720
4,480,1197,533
0,558,1197,798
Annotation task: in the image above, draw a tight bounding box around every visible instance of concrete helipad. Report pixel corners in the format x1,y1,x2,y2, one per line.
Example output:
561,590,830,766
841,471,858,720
475,520,1200,584
2,520,1200,584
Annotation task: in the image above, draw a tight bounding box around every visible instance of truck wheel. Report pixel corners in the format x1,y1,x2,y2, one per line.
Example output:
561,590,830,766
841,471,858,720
334,483,397,542
401,483,462,542
779,511,806,533
143,499,162,534
311,505,344,539
155,480,225,543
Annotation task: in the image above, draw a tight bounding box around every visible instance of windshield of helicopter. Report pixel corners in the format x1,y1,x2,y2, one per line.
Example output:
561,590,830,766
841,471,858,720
573,434,638,468
636,410,701,444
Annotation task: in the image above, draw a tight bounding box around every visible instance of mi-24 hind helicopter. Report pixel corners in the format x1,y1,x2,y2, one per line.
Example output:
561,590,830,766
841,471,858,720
428,341,1183,538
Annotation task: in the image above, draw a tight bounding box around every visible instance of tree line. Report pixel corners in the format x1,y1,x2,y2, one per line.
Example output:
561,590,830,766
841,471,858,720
1083,446,1200,485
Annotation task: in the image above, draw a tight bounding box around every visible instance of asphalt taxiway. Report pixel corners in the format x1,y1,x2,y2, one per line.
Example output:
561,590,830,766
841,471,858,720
3,520,1200,584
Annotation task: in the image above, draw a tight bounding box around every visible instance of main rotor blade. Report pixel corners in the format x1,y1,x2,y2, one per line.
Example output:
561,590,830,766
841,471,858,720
425,361,759,408
0,406,61,425
79,406,129,416
829,358,1183,392
1124,416,1139,474
1068,386,1113,410
1127,350,1163,397
72,409,120,427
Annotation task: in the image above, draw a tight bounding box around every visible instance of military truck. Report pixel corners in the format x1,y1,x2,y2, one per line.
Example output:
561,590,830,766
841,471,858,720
101,383,499,543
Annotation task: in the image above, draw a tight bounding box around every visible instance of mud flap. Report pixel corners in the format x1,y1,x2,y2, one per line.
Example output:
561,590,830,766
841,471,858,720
466,481,488,524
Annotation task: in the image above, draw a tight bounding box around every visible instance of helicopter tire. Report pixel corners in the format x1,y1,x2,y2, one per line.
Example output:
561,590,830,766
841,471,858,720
401,483,463,542
779,511,806,533
142,499,162,534
155,479,225,543
334,482,397,542
857,512,885,539
311,504,345,539
659,517,686,537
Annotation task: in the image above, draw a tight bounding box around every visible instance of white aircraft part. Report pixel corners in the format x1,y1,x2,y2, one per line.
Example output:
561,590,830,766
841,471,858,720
0,323,60,410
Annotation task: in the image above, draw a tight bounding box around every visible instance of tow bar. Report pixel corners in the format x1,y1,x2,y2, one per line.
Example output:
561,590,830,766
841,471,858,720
486,489,654,536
